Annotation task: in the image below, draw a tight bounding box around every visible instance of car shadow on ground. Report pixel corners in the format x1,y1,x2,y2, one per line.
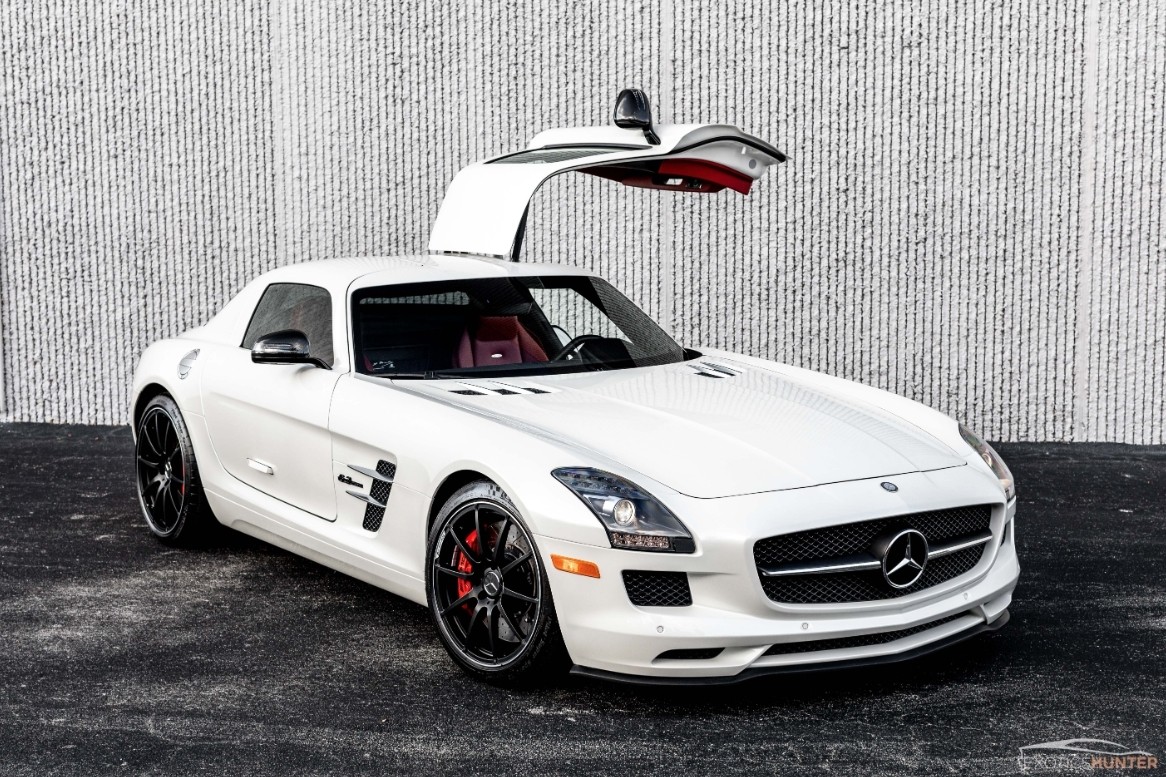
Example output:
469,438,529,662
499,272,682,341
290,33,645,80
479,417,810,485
184,518,1013,714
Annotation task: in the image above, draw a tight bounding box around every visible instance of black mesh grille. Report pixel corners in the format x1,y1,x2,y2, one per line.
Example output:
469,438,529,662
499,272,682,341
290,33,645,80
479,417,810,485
370,479,392,505
623,571,692,607
361,460,396,533
754,505,992,566
760,546,985,603
763,612,970,656
363,504,385,532
754,505,993,604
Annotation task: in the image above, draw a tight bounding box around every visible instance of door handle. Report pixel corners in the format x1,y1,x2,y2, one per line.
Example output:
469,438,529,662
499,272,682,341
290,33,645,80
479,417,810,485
247,458,275,475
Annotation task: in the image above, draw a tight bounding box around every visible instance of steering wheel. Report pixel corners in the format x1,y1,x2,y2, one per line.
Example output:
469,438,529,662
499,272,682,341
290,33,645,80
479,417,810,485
551,334,606,361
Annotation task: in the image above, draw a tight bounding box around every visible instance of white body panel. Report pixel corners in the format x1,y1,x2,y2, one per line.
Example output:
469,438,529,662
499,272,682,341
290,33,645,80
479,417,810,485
131,253,1019,680
200,347,340,519
398,359,964,498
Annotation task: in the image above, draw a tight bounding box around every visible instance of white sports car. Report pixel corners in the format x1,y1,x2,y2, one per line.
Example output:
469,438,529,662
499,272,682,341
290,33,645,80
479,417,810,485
131,90,1018,684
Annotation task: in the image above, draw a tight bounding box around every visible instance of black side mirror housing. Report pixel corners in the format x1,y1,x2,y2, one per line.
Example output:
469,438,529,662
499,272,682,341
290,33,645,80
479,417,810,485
612,88,660,145
251,329,331,370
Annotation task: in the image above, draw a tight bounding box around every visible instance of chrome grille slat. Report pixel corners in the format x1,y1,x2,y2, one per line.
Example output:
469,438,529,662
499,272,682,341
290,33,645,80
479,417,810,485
759,529,993,576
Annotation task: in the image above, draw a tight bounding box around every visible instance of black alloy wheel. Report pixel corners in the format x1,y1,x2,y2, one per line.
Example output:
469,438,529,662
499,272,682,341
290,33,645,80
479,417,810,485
134,394,209,543
427,481,567,683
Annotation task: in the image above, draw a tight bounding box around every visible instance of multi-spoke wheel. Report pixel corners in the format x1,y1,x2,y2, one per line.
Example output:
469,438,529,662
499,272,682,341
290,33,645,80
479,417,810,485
135,394,209,543
426,480,567,683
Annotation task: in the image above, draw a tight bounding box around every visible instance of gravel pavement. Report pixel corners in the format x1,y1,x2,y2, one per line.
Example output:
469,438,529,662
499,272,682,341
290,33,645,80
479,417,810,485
1,424,1163,775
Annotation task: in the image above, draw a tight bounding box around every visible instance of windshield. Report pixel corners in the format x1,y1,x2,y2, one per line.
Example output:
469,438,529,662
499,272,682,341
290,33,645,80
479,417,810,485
352,275,688,378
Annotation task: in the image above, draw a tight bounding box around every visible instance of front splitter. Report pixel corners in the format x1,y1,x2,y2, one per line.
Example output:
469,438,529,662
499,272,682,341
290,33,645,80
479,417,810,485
569,609,1011,686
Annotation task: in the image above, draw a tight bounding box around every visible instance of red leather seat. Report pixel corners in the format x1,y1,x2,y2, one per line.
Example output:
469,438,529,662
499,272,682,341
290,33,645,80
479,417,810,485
454,316,548,368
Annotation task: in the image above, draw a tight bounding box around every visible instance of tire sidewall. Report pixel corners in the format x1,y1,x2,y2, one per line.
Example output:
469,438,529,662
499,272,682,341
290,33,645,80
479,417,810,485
135,394,204,542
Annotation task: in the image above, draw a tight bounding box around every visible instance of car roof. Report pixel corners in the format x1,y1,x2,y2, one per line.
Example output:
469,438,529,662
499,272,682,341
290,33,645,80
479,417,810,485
252,254,599,297
192,254,601,351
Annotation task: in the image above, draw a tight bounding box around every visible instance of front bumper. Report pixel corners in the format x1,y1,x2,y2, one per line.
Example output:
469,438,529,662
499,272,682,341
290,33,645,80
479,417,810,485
536,467,1019,680
571,610,1012,685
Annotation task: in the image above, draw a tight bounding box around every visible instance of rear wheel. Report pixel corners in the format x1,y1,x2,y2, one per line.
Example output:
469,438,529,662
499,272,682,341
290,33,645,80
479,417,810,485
135,394,210,544
426,480,567,684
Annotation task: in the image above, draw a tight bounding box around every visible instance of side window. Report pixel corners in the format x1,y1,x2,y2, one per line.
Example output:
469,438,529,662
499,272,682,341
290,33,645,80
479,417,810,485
242,283,335,367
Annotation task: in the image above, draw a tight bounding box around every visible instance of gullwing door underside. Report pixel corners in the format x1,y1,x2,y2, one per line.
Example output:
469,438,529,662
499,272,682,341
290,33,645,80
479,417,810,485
427,90,786,260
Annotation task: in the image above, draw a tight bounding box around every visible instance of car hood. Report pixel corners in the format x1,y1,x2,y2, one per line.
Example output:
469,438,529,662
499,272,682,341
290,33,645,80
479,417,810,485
402,360,964,498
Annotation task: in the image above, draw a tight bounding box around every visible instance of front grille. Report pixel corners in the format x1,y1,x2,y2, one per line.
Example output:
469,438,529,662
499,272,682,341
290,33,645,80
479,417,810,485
623,571,692,607
763,612,971,656
754,505,993,604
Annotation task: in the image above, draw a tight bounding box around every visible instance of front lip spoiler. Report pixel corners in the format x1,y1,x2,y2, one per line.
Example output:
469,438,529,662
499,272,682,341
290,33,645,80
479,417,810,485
569,609,1010,686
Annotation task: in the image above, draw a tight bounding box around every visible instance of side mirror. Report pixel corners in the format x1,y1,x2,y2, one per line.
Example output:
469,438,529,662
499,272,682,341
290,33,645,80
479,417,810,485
251,329,331,370
612,88,660,145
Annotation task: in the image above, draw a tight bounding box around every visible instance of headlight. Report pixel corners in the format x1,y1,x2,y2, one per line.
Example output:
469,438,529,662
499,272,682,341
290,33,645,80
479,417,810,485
959,424,1015,501
552,468,695,553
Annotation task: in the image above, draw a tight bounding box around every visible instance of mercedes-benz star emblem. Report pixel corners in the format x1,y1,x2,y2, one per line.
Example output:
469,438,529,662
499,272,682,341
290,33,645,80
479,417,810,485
482,568,503,598
880,528,929,589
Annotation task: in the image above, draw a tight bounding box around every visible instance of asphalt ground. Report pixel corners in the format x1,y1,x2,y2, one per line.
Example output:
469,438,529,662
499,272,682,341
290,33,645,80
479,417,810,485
0,423,1163,775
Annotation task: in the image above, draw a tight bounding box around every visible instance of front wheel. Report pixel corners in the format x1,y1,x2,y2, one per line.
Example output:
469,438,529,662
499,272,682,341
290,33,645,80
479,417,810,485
134,394,211,544
425,480,567,684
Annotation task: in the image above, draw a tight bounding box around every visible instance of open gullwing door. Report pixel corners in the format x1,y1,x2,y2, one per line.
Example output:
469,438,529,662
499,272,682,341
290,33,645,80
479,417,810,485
427,89,786,260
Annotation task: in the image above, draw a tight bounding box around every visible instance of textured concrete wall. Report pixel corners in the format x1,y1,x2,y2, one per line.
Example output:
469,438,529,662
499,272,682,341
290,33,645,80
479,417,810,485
0,0,1162,442
1078,0,1166,443
0,1,277,423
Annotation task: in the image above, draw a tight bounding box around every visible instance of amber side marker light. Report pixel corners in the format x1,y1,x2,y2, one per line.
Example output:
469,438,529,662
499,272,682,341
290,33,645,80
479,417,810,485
551,554,601,578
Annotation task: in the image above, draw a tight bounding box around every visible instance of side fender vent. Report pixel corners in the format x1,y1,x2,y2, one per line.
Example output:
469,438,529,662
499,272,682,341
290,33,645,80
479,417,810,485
345,460,396,532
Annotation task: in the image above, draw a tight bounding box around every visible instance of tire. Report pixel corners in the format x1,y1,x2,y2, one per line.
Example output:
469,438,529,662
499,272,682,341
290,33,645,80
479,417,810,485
425,480,568,685
134,394,212,545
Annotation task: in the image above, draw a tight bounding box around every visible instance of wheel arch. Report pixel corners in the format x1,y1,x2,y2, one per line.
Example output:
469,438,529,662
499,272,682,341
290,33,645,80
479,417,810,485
420,454,612,551
427,469,494,532
132,382,172,436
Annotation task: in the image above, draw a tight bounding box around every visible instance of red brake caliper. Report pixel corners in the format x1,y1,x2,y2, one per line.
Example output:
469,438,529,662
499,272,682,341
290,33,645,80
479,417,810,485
454,529,480,607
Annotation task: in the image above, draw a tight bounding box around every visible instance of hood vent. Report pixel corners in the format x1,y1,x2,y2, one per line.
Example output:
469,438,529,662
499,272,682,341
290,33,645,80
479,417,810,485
445,380,558,396
690,361,742,379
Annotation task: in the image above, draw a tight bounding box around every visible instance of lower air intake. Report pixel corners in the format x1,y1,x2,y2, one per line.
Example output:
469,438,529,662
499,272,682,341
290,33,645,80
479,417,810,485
657,647,723,660
622,571,692,607
763,612,970,656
